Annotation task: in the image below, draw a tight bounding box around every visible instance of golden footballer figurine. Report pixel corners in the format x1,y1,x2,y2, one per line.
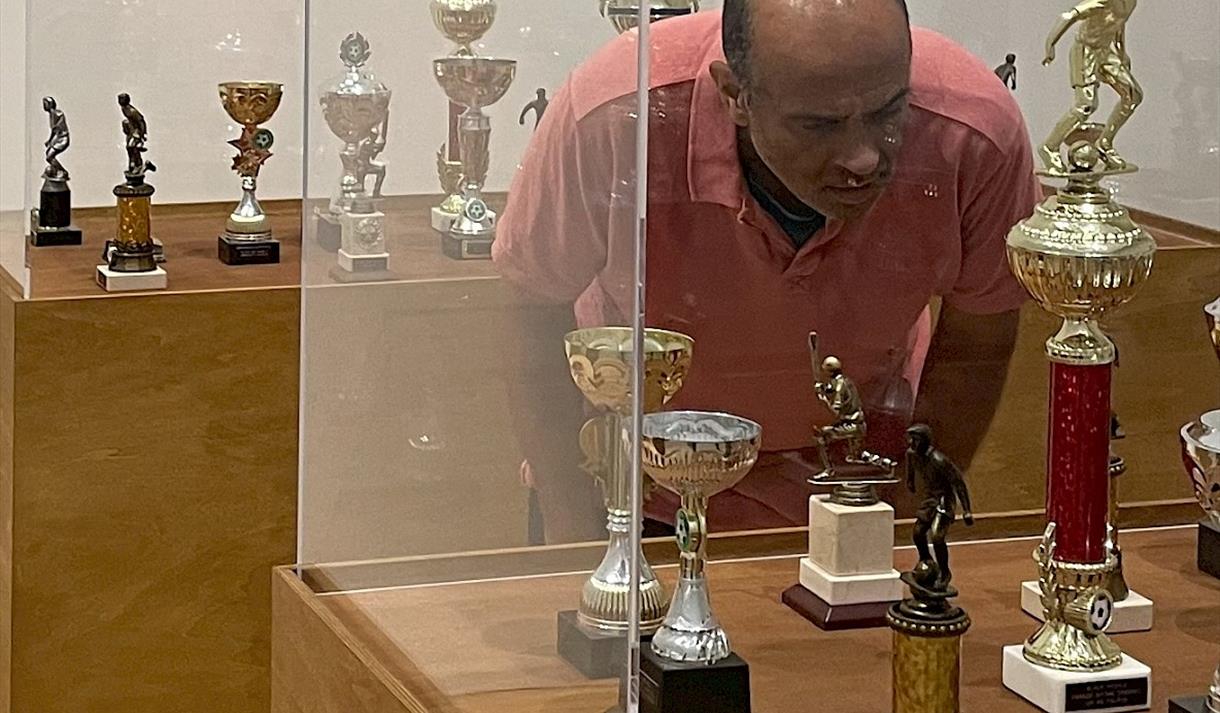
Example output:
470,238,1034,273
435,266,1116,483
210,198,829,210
1040,0,1143,174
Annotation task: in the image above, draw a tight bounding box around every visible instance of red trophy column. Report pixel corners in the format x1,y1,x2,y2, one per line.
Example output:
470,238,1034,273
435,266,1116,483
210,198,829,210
1047,362,1112,564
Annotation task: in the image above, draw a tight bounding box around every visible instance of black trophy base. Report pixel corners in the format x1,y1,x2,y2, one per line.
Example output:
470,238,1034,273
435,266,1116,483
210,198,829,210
1199,519,1220,579
1169,696,1209,713
781,584,894,631
440,231,493,260
30,225,82,247
556,610,629,680
640,647,750,713
219,235,280,265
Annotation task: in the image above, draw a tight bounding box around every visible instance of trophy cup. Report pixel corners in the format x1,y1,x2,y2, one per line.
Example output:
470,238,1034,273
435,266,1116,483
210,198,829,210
784,332,903,631
1173,302,1220,712
432,55,515,260
1001,3,1156,710
218,81,284,265
430,0,496,232
28,96,82,247
317,32,392,274
556,327,693,679
98,93,166,293
888,425,974,713
599,0,699,33
638,410,760,713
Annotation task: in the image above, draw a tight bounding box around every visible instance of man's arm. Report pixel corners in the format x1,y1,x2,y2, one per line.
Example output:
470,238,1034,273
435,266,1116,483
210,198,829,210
493,86,628,543
913,306,1019,472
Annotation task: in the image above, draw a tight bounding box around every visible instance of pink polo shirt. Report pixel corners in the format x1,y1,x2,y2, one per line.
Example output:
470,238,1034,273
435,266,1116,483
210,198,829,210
494,12,1038,529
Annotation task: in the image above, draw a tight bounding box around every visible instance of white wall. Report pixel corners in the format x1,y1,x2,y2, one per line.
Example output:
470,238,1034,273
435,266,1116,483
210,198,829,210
1,1,1217,229
0,0,28,290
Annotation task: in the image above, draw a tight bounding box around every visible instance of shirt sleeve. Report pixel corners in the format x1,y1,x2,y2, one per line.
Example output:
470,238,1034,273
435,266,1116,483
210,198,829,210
492,83,626,305
945,119,1041,315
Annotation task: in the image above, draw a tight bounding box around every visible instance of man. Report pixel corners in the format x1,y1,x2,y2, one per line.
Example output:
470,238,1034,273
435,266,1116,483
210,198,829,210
906,424,974,590
493,0,1038,541
42,96,70,181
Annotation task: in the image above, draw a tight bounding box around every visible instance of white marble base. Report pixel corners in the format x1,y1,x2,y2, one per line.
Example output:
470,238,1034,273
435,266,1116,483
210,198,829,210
95,265,168,292
431,207,457,232
808,495,896,575
337,250,389,272
1021,581,1154,633
1002,646,1151,713
798,557,903,606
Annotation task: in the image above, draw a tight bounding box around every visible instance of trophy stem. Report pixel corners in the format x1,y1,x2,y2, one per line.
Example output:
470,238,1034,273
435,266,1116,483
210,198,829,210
651,492,731,664
226,176,271,239
457,108,491,196
334,141,364,211
577,411,666,634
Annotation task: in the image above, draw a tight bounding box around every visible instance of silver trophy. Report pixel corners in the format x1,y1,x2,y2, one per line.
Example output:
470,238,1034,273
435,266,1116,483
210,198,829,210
432,55,515,259
317,32,392,272
600,0,699,33
1178,297,1220,713
641,410,761,663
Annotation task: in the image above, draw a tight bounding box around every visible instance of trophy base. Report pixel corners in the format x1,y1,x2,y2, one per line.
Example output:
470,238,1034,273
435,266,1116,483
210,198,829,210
440,231,492,261
1020,581,1154,633
95,264,168,293
326,265,398,284
431,207,459,233
1002,645,1150,713
314,210,342,253
338,249,389,273
219,234,280,265
781,583,895,631
640,647,750,713
556,609,630,680
1199,519,1220,579
1169,696,1210,713
29,224,83,247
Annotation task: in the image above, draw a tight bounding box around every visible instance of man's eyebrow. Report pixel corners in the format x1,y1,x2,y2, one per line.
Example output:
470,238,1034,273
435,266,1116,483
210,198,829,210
785,88,911,122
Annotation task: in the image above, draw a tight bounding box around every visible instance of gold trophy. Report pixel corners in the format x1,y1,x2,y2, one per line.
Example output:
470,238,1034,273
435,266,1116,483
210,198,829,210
430,0,497,233
218,81,284,265
639,410,760,712
556,327,692,679
432,55,516,259
1002,2,1155,710
1173,299,1220,713
599,0,699,33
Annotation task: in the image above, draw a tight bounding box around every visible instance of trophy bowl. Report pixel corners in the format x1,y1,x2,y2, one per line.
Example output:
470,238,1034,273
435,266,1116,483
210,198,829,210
642,411,761,498
600,0,700,34
433,57,517,110
564,327,693,413
1182,412,1220,528
431,0,497,52
218,81,284,127
321,91,390,145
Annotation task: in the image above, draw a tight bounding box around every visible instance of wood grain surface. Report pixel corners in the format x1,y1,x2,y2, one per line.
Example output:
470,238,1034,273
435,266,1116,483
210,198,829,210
274,527,1220,713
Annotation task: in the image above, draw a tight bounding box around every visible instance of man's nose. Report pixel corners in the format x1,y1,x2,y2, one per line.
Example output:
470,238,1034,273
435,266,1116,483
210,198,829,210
836,140,882,178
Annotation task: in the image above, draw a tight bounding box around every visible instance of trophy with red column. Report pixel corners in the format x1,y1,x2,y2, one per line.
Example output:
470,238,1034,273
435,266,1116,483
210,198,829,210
1000,2,1158,711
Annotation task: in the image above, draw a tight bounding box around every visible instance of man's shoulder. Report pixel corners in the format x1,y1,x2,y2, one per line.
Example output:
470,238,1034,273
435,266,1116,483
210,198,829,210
568,10,722,121
909,27,1028,155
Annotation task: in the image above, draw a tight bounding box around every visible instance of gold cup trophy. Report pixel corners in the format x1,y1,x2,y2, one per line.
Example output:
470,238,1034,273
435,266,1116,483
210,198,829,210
218,81,284,265
1001,2,1157,710
555,327,692,679
429,0,497,234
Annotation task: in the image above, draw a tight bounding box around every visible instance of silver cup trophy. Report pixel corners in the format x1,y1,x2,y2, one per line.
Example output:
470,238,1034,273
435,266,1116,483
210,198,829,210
1180,297,1220,713
432,55,515,260
318,32,392,272
642,410,761,663
599,0,700,33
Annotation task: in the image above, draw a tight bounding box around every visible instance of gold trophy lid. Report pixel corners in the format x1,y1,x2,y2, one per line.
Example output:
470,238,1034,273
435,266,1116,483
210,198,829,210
641,410,761,497
218,81,284,126
565,327,693,413
431,0,497,54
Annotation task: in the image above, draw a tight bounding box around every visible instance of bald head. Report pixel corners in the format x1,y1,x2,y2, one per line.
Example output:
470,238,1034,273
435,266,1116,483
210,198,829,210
724,0,910,88
710,0,915,219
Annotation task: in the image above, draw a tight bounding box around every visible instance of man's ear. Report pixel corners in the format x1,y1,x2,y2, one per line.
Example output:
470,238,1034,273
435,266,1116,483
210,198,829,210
709,60,750,127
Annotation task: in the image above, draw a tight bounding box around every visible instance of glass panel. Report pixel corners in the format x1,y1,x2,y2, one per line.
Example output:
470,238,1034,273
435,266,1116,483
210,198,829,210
298,1,647,708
